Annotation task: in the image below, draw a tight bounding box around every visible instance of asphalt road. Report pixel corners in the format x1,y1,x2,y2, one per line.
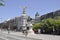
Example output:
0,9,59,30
0,32,41,40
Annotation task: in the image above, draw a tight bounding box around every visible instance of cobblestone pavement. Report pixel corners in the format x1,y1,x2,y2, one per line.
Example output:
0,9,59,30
0,29,60,40
0,31,41,40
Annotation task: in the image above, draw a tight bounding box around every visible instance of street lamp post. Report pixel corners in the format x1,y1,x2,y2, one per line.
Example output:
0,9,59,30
53,26,55,34
0,18,2,32
8,23,11,34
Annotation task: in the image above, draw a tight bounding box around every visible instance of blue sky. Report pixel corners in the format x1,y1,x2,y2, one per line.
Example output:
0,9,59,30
0,0,60,22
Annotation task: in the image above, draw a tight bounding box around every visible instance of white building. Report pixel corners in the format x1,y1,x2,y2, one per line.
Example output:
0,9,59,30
17,7,32,31
16,7,41,31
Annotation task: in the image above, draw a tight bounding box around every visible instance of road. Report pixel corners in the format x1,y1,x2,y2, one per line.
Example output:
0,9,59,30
0,32,41,40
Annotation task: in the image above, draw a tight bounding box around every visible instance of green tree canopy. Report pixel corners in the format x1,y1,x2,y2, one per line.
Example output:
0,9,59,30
0,0,4,6
32,23,41,30
32,17,60,33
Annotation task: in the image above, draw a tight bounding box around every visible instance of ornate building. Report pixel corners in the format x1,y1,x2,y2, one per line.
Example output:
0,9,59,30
35,12,40,23
17,7,32,31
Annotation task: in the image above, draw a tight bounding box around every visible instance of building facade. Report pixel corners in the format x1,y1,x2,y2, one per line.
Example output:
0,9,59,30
35,12,40,23
17,7,33,31
17,7,28,31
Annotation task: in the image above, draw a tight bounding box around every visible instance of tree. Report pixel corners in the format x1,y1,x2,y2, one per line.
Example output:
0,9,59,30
32,23,41,33
32,18,57,34
54,18,60,34
0,0,4,6
32,23,40,30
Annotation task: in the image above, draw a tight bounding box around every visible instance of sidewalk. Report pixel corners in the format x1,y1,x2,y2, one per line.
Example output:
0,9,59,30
0,29,60,40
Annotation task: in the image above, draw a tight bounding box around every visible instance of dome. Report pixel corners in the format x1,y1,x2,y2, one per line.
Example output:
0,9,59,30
35,12,40,16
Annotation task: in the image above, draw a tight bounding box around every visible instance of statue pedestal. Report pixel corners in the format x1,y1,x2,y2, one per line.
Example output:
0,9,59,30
28,28,34,34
